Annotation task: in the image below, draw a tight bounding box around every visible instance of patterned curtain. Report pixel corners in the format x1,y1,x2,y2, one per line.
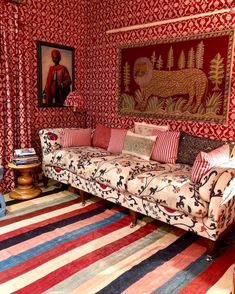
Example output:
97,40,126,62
0,3,32,193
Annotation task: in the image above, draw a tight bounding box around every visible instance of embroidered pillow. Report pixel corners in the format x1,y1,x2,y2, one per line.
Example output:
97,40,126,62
177,132,225,165
61,128,91,148
134,122,169,136
151,130,181,164
122,131,156,161
92,124,111,149
108,128,128,154
191,144,230,183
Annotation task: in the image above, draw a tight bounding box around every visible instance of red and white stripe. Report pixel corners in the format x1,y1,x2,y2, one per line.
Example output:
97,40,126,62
151,130,180,164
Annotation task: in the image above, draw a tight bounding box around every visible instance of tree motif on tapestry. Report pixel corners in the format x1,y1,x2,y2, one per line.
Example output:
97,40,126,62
209,53,224,91
156,54,163,70
119,30,233,123
178,50,186,70
167,46,174,70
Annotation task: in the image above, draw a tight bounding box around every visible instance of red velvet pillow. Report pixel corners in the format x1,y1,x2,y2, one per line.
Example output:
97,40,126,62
92,124,111,149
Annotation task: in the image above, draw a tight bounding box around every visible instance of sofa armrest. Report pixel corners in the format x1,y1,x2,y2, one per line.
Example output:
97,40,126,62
39,128,63,157
198,166,228,202
208,168,235,225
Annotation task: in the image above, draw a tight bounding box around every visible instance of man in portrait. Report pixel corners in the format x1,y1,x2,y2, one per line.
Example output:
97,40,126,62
43,49,72,105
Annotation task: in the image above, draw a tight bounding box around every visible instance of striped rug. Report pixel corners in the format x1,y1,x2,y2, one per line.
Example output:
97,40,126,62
0,188,234,294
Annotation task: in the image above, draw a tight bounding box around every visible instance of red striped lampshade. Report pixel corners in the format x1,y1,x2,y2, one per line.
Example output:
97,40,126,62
64,91,86,112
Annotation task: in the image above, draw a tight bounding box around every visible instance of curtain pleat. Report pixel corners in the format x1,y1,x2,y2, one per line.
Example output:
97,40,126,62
0,2,32,193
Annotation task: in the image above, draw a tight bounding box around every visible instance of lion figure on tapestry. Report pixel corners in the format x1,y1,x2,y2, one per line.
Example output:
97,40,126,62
133,57,208,113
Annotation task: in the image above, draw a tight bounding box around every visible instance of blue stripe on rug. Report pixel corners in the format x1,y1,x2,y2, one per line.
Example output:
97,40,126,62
152,253,210,294
48,225,171,293
96,232,198,294
0,202,114,250
0,211,126,271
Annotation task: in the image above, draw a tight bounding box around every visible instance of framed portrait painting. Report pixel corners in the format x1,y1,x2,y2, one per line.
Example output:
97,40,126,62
36,41,75,107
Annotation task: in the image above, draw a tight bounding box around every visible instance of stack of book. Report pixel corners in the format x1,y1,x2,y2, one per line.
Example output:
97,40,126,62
12,148,39,165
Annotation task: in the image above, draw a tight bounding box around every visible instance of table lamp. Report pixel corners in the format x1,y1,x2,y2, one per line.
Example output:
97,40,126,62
64,91,87,127
64,91,86,113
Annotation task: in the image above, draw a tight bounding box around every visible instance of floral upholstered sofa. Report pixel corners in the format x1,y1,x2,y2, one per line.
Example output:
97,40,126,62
39,126,235,258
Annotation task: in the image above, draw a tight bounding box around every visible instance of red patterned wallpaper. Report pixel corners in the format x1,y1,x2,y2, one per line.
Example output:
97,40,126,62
3,0,88,152
84,0,235,141
2,0,235,146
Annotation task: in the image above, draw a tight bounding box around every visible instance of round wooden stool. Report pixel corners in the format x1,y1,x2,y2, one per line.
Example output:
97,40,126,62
8,162,42,200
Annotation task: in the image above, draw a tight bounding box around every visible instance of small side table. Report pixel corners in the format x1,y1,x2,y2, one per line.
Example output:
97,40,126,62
8,162,42,200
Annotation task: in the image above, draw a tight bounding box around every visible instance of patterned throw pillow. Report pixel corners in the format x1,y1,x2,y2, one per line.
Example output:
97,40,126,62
134,122,169,136
92,124,111,149
61,128,91,148
151,130,181,164
177,132,225,166
191,144,230,183
107,128,128,154
122,131,156,161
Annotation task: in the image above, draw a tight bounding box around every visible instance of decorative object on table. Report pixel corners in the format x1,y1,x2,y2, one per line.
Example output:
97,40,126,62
8,162,42,200
118,30,234,123
0,165,6,217
36,41,75,108
12,148,39,165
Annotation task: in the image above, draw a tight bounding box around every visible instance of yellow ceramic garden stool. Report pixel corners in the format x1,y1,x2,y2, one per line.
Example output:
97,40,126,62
8,162,42,200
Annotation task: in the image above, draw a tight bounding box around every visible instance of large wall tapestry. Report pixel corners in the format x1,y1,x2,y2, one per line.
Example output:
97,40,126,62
119,30,234,123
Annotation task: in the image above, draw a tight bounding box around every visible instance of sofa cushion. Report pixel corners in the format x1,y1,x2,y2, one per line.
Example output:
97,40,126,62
134,122,169,135
127,164,209,217
191,144,230,183
92,124,111,149
61,128,91,148
81,154,160,191
107,128,128,154
199,166,227,202
122,131,156,161
151,130,180,164
177,132,225,166
43,146,111,175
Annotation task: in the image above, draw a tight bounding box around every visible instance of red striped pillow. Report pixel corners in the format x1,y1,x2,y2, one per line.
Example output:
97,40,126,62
151,130,180,163
191,144,230,183
61,128,91,148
